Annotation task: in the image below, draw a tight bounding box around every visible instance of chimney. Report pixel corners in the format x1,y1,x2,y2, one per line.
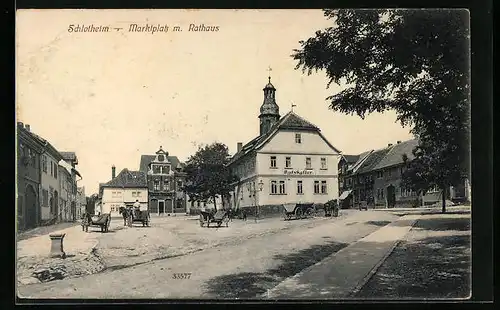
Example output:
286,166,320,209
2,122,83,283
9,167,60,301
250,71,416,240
388,143,393,147
25,124,30,132
17,122,24,128
237,142,243,153
397,141,401,144
112,165,116,179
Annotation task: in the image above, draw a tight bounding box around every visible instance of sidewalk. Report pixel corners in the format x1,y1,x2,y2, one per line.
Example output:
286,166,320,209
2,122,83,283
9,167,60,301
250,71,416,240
17,220,123,285
265,214,420,299
17,222,79,241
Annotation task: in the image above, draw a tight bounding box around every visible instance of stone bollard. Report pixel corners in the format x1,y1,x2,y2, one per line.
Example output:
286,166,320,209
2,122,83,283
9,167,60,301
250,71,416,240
49,233,66,259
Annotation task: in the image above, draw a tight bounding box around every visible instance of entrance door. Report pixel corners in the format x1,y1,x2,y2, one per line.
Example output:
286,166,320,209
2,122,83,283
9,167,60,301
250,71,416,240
25,185,37,229
158,201,165,214
387,185,396,208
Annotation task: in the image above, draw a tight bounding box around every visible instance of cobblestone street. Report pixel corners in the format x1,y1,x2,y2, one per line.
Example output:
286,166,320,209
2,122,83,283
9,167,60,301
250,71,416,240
17,210,403,298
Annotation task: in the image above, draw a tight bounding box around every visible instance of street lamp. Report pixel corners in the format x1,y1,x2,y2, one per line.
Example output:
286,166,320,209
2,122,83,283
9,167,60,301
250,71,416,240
254,180,264,222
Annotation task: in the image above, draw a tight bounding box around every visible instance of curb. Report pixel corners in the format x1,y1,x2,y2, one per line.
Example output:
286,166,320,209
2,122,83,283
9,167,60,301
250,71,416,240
347,217,418,298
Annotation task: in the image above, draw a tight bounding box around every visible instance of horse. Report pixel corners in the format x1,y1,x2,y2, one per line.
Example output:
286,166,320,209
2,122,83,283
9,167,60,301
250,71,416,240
119,207,132,226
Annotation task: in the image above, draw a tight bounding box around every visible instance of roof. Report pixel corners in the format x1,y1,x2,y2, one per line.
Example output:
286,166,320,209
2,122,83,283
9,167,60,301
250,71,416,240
25,131,63,161
228,111,340,166
372,139,419,170
60,152,77,160
342,155,360,164
139,155,182,173
356,148,392,174
346,138,419,175
349,151,372,172
102,169,147,188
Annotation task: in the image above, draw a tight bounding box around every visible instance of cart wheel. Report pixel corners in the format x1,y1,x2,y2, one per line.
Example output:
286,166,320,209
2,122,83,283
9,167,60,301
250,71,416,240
305,208,313,218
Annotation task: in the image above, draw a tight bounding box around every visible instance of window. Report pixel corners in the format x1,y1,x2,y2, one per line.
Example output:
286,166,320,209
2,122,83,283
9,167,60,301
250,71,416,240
387,169,392,177
153,180,160,191
314,181,320,194
297,180,303,194
377,171,383,178
320,158,327,170
295,133,302,144
164,180,170,191
54,163,58,179
279,181,286,194
270,181,277,194
42,189,49,207
50,161,53,176
132,192,137,197
136,192,141,197
306,157,312,169
42,156,47,173
285,157,291,168
270,156,277,168
177,180,183,188
321,181,327,194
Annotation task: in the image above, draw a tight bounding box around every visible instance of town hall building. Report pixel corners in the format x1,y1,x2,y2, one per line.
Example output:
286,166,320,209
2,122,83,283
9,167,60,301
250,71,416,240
226,76,342,216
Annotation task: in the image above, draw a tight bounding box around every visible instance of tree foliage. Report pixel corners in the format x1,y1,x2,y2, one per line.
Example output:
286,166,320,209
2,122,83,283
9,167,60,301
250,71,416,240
183,142,239,211
293,9,470,212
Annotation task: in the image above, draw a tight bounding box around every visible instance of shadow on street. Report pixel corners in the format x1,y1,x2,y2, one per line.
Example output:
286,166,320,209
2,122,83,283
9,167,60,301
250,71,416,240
203,241,348,299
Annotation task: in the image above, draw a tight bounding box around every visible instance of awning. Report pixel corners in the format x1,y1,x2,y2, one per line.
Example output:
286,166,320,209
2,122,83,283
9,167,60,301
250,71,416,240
339,190,353,200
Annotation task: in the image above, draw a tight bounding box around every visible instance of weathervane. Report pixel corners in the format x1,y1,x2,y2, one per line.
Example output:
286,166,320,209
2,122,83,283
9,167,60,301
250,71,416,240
267,66,272,83
291,101,297,112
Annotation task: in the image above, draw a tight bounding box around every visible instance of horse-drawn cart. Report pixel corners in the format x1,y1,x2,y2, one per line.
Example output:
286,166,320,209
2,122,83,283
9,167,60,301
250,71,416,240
282,203,315,220
120,207,150,227
199,210,230,228
82,213,111,232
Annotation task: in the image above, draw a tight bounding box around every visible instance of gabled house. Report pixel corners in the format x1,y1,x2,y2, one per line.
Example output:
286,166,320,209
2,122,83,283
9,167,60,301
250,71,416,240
227,77,342,216
98,167,148,217
139,146,187,215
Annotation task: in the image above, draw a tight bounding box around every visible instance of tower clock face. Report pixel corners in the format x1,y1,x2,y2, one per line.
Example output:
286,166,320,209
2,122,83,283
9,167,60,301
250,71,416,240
158,155,165,161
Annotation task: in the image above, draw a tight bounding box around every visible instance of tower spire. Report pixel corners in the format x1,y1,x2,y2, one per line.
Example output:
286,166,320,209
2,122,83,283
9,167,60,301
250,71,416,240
259,68,280,136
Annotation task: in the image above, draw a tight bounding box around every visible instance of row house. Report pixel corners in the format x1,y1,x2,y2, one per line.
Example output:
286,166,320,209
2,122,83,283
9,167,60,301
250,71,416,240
17,123,44,231
139,147,188,215
338,139,470,209
226,77,341,216
16,122,83,230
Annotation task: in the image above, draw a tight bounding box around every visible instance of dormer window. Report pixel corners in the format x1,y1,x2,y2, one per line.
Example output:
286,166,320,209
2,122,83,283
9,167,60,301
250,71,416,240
158,154,165,162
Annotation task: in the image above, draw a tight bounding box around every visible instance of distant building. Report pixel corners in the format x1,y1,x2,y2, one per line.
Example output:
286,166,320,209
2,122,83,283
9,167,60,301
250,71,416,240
227,77,341,216
98,167,148,217
16,122,45,231
139,147,187,215
338,139,471,209
76,187,86,219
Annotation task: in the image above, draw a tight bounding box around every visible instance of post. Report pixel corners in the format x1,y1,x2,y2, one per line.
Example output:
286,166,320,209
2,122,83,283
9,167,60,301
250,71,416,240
49,233,66,258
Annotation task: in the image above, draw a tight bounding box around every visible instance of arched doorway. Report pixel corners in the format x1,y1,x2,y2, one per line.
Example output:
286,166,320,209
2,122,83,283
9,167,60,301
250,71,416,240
386,185,396,208
25,185,37,229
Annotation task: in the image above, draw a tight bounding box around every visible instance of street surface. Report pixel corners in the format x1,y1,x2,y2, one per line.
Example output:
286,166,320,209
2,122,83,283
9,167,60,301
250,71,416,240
18,210,402,299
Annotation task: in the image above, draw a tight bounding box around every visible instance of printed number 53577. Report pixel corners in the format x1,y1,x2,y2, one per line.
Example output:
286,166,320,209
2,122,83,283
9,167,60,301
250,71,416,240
173,273,192,279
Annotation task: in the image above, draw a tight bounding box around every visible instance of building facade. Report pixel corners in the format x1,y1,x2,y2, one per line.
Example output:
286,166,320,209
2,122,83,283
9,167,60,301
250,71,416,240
338,139,471,209
139,147,187,215
98,168,148,217
76,186,86,219
227,77,342,216
17,122,44,231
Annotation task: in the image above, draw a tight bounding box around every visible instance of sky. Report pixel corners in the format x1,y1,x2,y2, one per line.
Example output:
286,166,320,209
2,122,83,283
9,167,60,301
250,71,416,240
16,9,413,195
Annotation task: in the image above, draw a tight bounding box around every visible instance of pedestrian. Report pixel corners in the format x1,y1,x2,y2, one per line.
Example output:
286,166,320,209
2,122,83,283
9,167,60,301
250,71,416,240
133,200,140,217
